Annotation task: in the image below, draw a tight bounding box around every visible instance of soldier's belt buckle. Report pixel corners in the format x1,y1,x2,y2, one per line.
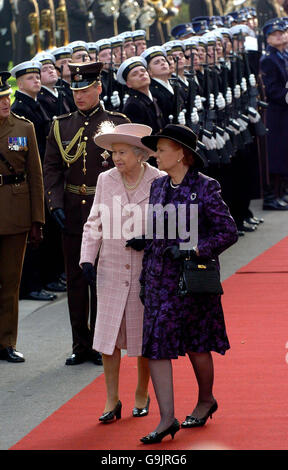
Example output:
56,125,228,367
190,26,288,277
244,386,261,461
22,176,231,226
79,184,87,194
0,175,3,186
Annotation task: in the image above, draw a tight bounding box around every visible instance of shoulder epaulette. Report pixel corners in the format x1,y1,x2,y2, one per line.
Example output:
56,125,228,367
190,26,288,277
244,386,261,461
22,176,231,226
54,112,72,120
105,110,128,119
11,111,33,124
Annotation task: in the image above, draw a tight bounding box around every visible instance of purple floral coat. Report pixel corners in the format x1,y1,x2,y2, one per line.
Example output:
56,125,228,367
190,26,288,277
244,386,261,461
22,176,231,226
140,168,238,359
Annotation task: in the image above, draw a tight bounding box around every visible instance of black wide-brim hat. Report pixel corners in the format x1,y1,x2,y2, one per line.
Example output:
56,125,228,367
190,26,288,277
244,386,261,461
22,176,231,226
141,124,205,169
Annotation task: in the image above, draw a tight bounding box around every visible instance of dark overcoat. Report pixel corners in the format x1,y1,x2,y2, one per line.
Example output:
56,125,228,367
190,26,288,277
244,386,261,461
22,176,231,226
140,168,238,360
122,89,165,134
260,45,288,176
11,91,51,160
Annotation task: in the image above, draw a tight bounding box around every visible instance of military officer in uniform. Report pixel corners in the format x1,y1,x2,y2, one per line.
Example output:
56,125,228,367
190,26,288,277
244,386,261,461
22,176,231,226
260,18,288,209
69,40,91,63
0,71,44,362
10,60,55,301
43,61,130,366
34,51,70,118
117,56,165,134
52,45,77,113
141,45,175,126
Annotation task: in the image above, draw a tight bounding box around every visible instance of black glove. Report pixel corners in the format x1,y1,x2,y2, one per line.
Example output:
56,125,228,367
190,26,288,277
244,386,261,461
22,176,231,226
139,285,145,306
82,262,96,286
52,208,66,230
125,236,146,251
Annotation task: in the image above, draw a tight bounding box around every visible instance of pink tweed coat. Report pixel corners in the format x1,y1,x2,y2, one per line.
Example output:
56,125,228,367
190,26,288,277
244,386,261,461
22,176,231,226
80,163,164,356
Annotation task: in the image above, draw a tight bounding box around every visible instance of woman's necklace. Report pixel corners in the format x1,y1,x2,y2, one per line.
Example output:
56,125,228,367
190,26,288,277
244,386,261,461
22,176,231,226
170,179,180,189
122,164,145,190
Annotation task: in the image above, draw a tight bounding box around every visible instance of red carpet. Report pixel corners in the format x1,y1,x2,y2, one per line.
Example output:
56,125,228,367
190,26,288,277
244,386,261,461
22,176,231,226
11,238,288,450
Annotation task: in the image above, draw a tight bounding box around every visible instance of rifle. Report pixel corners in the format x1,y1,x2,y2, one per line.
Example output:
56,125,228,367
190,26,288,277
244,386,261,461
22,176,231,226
236,37,253,145
201,46,220,165
186,48,199,132
107,47,116,110
240,33,267,136
55,65,65,116
211,45,232,164
170,56,181,124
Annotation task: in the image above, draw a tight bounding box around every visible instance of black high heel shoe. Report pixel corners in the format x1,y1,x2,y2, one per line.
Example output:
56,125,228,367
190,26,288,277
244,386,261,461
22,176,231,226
181,401,218,428
132,395,150,417
99,400,122,423
140,419,180,444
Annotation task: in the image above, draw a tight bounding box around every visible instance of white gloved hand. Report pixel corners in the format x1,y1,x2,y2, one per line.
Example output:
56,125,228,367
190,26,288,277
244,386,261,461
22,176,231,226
225,87,232,105
248,106,261,123
100,100,105,110
241,77,247,92
110,91,120,108
216,93,226,110
178,111,186,125
194,94,203,111
234,84,241,98
123,93,129,105
190,107,199,124
25,34,35,46
236,118,248,131
209,93,215,109
223,131,230,142
202,135,217,150
249,74,256,87
215,133,225,149
227,123,240,135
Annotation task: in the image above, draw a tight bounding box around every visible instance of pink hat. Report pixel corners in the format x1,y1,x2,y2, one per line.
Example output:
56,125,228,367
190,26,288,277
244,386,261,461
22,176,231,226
94,122,153,152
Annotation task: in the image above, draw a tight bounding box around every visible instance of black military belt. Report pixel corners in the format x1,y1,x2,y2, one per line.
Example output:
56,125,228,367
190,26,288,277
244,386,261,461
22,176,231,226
65,183,96,195
0,173,26,186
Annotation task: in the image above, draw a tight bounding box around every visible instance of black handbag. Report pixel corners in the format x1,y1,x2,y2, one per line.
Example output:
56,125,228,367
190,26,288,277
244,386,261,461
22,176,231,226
178,255,223,296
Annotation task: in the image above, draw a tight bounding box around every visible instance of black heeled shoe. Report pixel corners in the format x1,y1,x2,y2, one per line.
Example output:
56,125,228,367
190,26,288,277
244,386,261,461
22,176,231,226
132,395,150,417
99,400,122,423
181,401,218,428
140,419,180,444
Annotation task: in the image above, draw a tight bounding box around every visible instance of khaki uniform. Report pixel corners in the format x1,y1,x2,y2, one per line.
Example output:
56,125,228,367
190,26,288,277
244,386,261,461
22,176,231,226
43,104,129,354
0,112,44,349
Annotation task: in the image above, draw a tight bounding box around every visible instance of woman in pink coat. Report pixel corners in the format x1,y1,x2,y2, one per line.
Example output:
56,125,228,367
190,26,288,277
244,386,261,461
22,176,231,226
80,123,164,423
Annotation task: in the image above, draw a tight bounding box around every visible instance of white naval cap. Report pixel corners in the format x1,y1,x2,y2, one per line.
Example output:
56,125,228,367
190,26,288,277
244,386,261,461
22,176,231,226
33,51,56,64
69,40,89,53
51,46,73,60
229,24,255,37
202,32,217,45
110,35,124,48
140,46,167,64
118,31,134,43
163,40,185,54
182,36,201,49
10,60,42,78
217,27,232,39
131,29,146,41
95,38,111,52
86,42,97,52
116,55,147,85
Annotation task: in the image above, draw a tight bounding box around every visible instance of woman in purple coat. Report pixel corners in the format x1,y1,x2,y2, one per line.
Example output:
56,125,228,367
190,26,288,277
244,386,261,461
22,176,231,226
139,124,238,444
